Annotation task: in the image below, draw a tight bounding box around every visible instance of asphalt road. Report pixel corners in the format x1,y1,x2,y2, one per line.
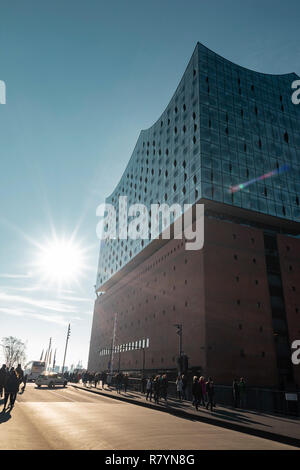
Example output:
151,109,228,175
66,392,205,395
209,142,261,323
0,383,297,450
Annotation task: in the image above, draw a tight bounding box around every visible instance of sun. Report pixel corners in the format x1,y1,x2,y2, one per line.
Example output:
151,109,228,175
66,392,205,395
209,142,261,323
36,238,86,284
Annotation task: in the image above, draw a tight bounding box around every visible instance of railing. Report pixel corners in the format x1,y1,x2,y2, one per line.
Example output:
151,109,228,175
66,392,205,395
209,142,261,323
117,376,300,417
73,373,300,417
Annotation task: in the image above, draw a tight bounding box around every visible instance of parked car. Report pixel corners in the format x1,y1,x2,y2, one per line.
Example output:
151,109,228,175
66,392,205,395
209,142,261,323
35,373,68,389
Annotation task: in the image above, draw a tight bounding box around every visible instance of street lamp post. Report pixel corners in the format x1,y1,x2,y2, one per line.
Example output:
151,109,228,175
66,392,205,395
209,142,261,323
62,324,71,375
173,324,183,356
141,347,146,393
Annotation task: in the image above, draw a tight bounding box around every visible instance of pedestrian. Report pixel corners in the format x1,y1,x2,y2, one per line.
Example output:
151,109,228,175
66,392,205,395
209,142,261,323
88,372,93,387
16,364,24,386
239,377,246,408
141,376,147,394
160,374,168,403
107,372,112,389
123,373,129,393
102,371,107,389
3,368,19,411
199,376,206,407
192,376,199,410
176,375,183,401
94,372,99,388
205,377,214,412
146,377,153,401
0,364,7,398
232,379,240,408
21,374,28,392
116,372,123,393
153,376,160,404
82,372,88,387
181,374,188,400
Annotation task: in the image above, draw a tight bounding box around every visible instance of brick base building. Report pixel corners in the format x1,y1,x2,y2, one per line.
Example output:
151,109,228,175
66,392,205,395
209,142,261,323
88,202,300,388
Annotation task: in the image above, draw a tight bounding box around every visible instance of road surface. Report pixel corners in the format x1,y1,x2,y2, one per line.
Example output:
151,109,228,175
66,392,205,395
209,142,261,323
0,383,297,450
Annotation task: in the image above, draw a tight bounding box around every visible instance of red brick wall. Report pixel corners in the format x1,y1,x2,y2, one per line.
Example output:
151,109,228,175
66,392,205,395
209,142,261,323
88,215,299,388
277,235,300,388
88,237,206,373
203,217,278,387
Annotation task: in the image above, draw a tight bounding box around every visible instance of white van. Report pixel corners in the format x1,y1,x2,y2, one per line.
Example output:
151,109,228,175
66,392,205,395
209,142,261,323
35,373,67,389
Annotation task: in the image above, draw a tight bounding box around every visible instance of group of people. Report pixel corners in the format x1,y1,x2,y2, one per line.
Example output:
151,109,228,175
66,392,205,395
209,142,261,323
114,372,129,393
73,369,246,413
145,374,169,404
80,371,108,389
144,373,216,412
192,376,215,411
0,364,27,412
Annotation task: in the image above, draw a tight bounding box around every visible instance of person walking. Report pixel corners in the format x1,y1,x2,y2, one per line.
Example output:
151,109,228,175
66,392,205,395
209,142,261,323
82,372,88,387
16,364,24,386
102,371,107,389
146,377,153,401
0,364,7,398
141,376,147,394
239,377,246,408
176,375,183,401
3,368,19,411
181,374,188,400
199,376,206,407
232,379,240,408
94,372,99,388
123,373,129,393
116,372,123,394
160,374,168,404
205,377,215,412
192,376,199,410
153,376,160,404
21,374,28,392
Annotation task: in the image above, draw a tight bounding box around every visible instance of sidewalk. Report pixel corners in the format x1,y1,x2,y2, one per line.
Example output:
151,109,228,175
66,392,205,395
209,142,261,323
71,382,300,448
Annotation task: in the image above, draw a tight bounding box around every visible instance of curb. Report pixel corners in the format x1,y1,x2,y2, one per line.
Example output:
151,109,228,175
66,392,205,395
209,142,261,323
71,384,300,448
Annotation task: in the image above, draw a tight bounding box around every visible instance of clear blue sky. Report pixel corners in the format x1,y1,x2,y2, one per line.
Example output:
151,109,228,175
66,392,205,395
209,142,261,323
0,0,299,369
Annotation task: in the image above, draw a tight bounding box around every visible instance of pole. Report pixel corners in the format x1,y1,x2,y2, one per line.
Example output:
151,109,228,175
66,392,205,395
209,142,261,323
110,313,117,375
173,324,183,373
62,324,71,375
46,338,52,372
142,348,145,377
179,328,182,357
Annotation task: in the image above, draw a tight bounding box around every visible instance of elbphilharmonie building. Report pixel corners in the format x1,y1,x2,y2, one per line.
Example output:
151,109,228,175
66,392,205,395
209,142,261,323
88,43,300,389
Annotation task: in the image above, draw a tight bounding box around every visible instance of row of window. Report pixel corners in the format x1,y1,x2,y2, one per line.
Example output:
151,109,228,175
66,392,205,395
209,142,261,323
99,338,150,356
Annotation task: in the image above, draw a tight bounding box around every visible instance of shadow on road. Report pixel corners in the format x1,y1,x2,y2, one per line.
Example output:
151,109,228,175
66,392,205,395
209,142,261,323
34,386,68,390
0,409,12,424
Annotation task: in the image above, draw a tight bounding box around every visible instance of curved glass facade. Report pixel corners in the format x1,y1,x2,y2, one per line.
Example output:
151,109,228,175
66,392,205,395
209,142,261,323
96,43,300,290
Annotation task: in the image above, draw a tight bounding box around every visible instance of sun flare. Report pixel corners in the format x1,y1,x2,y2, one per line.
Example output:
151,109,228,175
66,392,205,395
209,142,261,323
36,239,86,284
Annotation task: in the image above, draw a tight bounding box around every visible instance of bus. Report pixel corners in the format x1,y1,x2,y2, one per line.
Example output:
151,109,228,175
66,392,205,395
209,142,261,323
25,361,46,382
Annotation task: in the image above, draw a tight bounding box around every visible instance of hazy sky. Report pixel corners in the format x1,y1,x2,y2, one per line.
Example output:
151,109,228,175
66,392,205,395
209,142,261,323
0,0,300,369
